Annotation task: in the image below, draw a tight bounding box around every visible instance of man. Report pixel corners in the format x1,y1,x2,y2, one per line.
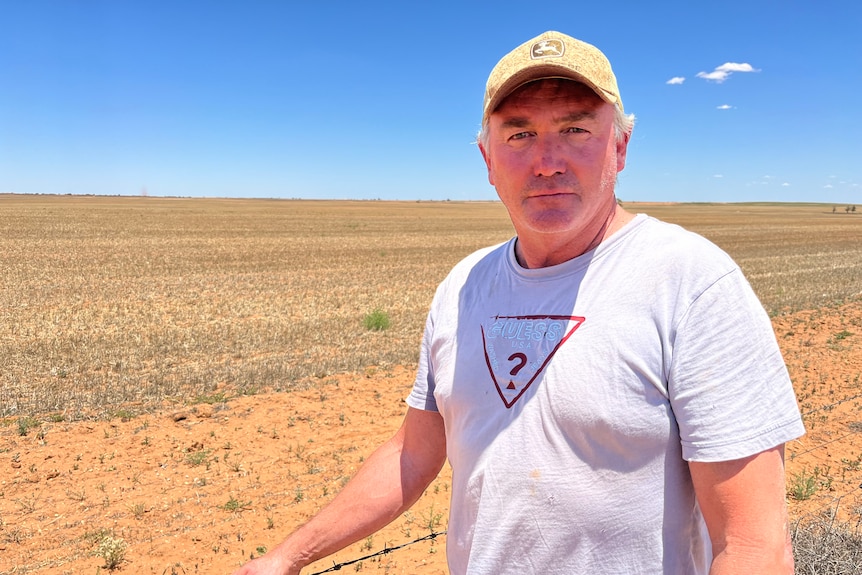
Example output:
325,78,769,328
233,31,805,574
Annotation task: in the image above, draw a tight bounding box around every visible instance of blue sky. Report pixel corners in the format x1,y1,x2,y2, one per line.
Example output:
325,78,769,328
1,1,860,203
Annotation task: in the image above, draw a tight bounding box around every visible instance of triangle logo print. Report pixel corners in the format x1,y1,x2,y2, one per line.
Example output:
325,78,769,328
480,315,585,408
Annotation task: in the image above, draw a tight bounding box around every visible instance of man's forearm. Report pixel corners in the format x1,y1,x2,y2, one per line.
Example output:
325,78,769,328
267,436,431,571
231,408,446,575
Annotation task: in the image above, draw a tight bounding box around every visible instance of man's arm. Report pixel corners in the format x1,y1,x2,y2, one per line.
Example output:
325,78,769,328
689,444,794,575
231,406,447,575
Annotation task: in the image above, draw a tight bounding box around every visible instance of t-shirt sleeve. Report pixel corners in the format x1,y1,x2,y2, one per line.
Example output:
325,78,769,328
668,269,805,462
406,310,439,412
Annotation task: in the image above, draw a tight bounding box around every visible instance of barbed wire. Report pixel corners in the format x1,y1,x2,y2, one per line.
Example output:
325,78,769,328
310,414,858,572
791,428,862,460
800,391,862,417
788,385,862,521
308,531,446,574
290,378,862,572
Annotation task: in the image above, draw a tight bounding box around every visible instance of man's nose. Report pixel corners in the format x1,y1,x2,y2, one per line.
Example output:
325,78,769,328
532,136,567,177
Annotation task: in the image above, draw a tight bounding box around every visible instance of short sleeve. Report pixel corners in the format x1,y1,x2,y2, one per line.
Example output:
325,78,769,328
668,269,805,462
406,310,439,412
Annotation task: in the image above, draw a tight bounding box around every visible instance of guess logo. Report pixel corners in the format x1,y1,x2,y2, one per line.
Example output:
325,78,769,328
481,314,585,408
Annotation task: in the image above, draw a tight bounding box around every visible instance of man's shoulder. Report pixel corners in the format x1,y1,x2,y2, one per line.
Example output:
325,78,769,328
630,215,729,257
618,215,739,279
631,214,703,241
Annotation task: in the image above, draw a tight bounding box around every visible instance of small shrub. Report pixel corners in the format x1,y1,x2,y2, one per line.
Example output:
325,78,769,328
97,535,127,570
362,309,390,331
193,391,228,405
185,449,211,467
222,496,251,512
16,416,40,437
112,409,135,422
421,503,444,532
128,502,147,519
789,470,818,501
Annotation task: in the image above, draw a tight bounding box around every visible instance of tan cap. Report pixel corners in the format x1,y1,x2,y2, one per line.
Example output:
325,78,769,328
482,31,623,125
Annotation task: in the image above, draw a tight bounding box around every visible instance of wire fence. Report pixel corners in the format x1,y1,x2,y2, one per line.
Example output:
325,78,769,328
298,377,862,572
301,420,862,573
308,531,447,574
788,385,862,532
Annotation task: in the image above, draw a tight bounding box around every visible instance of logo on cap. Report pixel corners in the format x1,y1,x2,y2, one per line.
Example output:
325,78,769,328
530,39,564,59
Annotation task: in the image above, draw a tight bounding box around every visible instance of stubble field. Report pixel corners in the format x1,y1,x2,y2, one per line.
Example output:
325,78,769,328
1,195,861,574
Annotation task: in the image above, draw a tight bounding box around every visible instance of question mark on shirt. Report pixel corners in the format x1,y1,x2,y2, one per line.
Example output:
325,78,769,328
508,352,528,376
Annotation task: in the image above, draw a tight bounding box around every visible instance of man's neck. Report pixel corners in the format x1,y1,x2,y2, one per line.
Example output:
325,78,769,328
514,204,635,269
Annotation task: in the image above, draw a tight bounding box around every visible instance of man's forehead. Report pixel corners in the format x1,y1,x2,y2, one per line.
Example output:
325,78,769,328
493,79,604,113
496,109,599,129
491,79,605,120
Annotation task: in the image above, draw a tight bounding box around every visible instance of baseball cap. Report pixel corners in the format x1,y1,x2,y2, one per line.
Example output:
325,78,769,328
482,31,623,125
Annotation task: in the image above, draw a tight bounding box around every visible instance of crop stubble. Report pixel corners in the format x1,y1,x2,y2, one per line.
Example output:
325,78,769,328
2,196,860,419
0,196,514,418
1,195,861,573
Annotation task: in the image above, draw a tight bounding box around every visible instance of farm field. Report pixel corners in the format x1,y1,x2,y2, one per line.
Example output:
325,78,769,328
1,195,861,573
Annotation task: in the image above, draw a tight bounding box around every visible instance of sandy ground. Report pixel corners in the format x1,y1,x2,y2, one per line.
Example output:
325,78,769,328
2,301,861,574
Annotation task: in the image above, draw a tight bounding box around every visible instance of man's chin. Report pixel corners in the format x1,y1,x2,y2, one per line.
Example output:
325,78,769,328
521,210,581,234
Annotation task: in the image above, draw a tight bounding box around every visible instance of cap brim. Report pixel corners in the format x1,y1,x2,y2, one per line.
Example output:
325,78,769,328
483,64,619,124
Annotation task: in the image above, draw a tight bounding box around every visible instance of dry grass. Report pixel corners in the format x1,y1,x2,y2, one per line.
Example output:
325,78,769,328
1,194,861,573
0,196,514,419
792,510,862,574
1,196,860,420
633,202,862,313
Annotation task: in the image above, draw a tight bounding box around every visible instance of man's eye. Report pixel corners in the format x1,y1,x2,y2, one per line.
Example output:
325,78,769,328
508,131,532,141
564,127,588,134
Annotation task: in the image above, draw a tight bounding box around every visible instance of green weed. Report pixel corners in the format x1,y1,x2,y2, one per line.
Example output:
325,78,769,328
362,309,391,331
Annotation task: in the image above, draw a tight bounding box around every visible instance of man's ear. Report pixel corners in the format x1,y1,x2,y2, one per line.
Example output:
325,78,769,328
478,141,495,186
616,131,630,173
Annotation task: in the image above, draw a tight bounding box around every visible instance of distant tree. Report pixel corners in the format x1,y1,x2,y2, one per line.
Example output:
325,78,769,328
833,206,837,213
846,206,852,214
853,206,857,213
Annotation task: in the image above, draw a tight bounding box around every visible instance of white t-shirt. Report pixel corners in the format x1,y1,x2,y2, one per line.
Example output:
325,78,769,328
407,214,805,575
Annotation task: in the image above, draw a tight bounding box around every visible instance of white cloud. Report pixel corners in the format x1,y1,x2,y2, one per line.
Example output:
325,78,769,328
666,77,685,85
782,182,790,187
713,174,724,178
824,184,834,189
716,62,757,73
717,104,733,110
696,62,760,83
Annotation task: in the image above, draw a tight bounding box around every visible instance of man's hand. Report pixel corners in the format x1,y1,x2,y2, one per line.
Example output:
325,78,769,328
230,544,300,575
230,549,295,575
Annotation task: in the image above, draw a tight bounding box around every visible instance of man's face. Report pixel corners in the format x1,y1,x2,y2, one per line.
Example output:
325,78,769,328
479,79,628,241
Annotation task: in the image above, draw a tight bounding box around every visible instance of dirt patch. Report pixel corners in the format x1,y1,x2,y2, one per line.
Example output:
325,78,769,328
2,302,861,574
774,302,862,521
